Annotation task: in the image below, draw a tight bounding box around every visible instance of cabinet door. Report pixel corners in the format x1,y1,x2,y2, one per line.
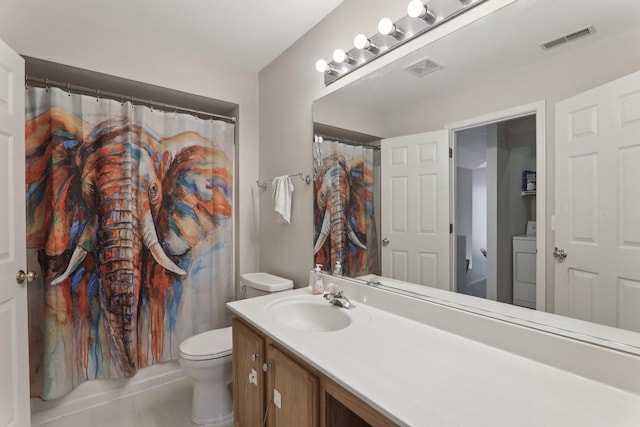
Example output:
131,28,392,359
233,318,265,427
266,344,319,427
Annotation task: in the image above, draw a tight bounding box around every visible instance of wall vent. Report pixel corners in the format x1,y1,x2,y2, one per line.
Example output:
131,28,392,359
404,58,443,77
540,25,595,50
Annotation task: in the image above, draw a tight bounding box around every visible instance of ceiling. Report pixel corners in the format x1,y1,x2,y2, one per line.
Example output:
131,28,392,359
321,0,640,114
26,0,344,73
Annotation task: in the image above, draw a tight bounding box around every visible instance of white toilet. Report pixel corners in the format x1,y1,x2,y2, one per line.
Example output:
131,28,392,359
179,272,293,425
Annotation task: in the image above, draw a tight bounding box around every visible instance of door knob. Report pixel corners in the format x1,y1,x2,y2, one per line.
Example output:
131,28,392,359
553,247,567,260
382,238,390,246
16,270,36,284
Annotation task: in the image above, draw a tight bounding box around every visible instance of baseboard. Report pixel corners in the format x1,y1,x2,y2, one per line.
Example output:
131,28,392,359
30,361,186,425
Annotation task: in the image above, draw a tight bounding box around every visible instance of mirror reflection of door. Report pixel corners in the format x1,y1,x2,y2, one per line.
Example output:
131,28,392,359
454,115,537,307
380,130,450,290
555,70,640,332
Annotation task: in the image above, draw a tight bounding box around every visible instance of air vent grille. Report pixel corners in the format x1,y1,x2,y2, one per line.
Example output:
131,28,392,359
404,58,443,77
540,25,595,50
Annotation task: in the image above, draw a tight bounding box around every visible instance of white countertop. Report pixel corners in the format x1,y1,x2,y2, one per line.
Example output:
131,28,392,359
227,287,640,426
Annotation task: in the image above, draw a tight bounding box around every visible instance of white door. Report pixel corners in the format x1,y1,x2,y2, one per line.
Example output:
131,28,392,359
0,39,30,427
380,130,450,290
555,70,640,331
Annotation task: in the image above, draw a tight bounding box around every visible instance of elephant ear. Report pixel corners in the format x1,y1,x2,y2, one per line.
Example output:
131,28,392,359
157,133,233,256
26,107,89,256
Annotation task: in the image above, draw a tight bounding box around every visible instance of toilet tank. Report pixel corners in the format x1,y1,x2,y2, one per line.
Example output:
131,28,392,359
240,273,293,299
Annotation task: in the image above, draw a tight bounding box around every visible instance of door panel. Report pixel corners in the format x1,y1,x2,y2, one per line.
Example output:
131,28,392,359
381,130,449,290
0,38,28,427
555,70,640,331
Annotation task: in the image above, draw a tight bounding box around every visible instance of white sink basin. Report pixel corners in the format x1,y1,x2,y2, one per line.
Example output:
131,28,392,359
265,295,360,332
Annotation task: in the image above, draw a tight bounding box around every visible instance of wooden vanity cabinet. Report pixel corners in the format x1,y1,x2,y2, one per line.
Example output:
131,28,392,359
265,344,319,427
232,317,396,427
233,317,319,427
233,317,265,427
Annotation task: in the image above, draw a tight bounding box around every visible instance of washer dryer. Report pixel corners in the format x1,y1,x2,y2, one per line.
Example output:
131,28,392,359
513,222,536,309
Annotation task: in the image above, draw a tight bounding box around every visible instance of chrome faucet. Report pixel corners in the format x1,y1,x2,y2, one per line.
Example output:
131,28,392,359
324,290,355,309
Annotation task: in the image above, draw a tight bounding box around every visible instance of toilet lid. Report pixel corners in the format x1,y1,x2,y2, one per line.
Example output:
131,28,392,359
179,326,232,361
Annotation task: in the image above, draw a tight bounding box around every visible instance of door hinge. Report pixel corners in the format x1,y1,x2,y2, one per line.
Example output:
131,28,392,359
450,223,453,234
449,148,453,158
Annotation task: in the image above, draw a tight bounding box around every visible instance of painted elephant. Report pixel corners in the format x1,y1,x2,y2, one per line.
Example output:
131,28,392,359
25,108,232,376
313,153,376,277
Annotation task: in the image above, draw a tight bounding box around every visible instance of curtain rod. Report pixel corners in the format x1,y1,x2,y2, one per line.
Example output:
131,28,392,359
314,133,380,150
25,75,236,124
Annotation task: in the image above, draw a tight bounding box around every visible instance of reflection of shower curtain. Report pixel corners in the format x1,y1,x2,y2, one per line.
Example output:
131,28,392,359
313,140,378,277
25,87,234,400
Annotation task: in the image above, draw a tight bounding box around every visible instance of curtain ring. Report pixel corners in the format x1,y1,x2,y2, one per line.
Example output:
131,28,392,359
45,79,49,92
96,89,100,102
67,83,71,97
121,94,125,106
149,99,153,112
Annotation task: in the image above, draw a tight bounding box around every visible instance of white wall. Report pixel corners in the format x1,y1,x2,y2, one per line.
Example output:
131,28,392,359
472,167,487,278
486,124,499,301
456,167,473,262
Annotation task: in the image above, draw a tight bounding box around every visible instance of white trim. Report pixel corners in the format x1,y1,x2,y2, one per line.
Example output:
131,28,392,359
446,101,547,311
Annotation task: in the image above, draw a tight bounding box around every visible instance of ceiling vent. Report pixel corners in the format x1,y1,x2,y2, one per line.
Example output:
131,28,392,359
540,25,595,50
404,58,443,77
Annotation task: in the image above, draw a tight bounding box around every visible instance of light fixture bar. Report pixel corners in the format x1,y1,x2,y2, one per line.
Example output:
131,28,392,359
318,0,489,85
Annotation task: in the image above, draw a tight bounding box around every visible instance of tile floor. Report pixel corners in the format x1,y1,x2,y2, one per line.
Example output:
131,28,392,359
33,377,234,427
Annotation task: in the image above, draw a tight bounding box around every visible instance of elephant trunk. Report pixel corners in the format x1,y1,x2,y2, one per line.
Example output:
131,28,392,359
329,167,347,269
96,197,143,374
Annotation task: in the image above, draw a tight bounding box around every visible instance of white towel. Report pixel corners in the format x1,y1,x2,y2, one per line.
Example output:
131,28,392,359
273,175,294,224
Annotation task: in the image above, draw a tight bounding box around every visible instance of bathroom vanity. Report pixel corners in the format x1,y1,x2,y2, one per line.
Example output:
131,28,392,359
232,317,394,427
227,280,640,426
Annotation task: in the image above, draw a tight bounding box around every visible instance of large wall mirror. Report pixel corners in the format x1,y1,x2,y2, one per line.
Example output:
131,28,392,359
313,0,640,353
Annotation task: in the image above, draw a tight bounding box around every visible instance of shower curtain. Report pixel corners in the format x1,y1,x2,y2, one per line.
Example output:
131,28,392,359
313,140,378,277
25,87,235,400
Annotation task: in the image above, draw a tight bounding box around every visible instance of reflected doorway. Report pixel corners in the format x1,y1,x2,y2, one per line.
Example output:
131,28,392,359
453,114,537,308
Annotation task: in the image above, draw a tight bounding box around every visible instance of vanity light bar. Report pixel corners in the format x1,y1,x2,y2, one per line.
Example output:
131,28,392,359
315,0,487,86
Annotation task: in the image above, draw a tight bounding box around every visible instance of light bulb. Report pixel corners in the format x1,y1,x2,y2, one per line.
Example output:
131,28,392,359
378,17,395,35
407,0,437,24
407,0,425,18
315,59,328,73
333,49,347,63
354,34,369,50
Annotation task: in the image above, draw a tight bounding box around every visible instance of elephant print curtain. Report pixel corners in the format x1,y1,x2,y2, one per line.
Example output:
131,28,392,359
313,140,379,277
25,87,235,400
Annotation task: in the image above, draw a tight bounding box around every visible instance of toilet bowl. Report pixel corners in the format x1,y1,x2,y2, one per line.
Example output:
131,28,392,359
179,273,293,424
179,327,233,425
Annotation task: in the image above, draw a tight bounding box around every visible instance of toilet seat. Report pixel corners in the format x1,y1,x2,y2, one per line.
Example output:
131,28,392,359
179,326,232,361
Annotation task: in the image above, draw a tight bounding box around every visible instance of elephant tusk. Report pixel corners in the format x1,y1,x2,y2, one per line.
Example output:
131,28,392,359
140,208,186,275
313,211,331,255
51,246,88,286
149,242,187,276
347,222,367,250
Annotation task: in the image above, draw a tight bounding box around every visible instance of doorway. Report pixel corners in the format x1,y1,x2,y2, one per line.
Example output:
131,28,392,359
448,102,546,310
